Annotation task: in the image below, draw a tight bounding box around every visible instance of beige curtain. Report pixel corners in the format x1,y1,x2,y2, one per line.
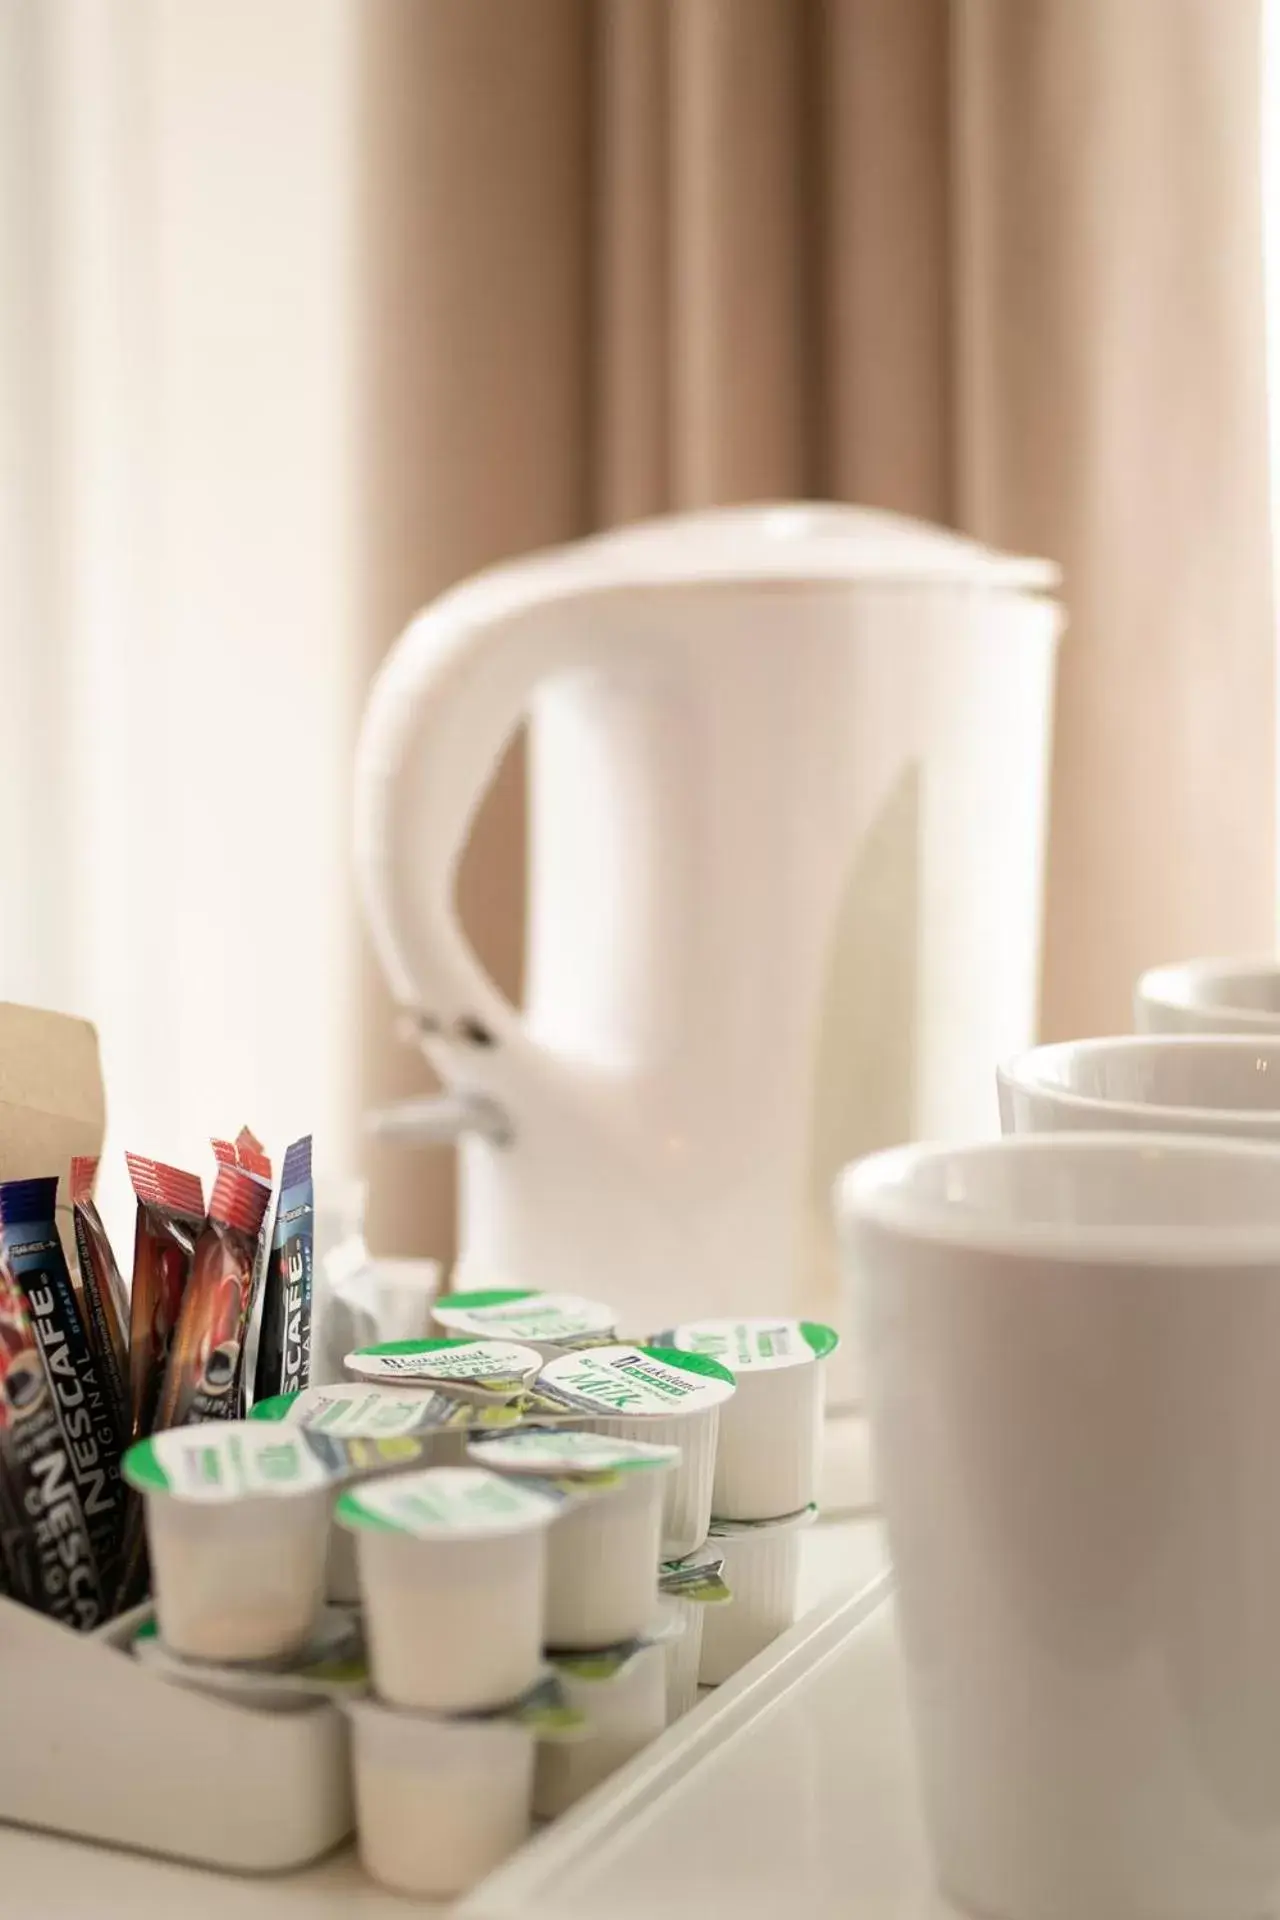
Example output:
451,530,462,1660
357,0,1275,1257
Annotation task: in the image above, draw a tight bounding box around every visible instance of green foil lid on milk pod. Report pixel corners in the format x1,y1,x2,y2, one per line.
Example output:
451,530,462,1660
123,1419,433,1501
663,1317,839,1523
663,1318,839,1372
467,1427,679,1480
336,1465,558,1541
251,1381,521,1439
535,1345,736,1561
343,1336,542,1402
432,1288,617,1359
534,1344,735,1418
125,1422,326,1500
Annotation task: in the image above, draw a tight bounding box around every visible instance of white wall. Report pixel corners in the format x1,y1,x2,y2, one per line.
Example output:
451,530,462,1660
0,0,362,1247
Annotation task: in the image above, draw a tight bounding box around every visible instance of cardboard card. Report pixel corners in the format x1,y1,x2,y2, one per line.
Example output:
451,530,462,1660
0,1004,106,1236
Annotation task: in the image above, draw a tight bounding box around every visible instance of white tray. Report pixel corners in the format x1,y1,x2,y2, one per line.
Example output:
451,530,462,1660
0,1446,900,1915
0,1596,352,1873
462,1567,921,1919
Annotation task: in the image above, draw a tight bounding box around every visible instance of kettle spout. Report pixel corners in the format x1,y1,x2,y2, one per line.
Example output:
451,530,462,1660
364,1092,513,1149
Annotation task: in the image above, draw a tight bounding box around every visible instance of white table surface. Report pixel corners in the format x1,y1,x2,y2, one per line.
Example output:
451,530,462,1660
469,1566,965,1920
0,1419,946,1918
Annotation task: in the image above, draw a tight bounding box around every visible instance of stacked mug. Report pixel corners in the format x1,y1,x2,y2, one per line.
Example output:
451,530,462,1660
839,954,1280,1920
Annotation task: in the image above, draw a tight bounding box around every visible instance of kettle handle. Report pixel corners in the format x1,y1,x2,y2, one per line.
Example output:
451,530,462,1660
354,563,608,1116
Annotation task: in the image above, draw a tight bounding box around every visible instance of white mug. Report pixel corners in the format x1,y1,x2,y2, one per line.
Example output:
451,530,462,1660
1136,958,1280,1034
839,1132,1280,1920
998,1033,1280,1140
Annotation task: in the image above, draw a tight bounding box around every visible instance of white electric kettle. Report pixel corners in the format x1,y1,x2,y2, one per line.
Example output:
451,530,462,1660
355,505,1061,1374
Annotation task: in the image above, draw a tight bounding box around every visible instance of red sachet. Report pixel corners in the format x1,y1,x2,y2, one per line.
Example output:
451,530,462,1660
153,1165,271,1430
211,1129,273,1415
125,1156,204,1444
212,1131,270,1180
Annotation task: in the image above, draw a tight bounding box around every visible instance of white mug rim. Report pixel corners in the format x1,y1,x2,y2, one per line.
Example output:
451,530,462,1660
997,1033,1280,1133
838,1131,1280,1266
1136,956,1280,1028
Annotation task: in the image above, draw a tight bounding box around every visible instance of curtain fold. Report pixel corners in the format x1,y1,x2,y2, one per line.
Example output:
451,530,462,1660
819,0,953,517
668,0,815,503
355,0,1274,1255
3,0,1272,1262
955,0,1276,1038
595,0,670,524
357,0,592,1254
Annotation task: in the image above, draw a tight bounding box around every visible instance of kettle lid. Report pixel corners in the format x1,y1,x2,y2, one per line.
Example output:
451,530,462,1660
571,503,1058,595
